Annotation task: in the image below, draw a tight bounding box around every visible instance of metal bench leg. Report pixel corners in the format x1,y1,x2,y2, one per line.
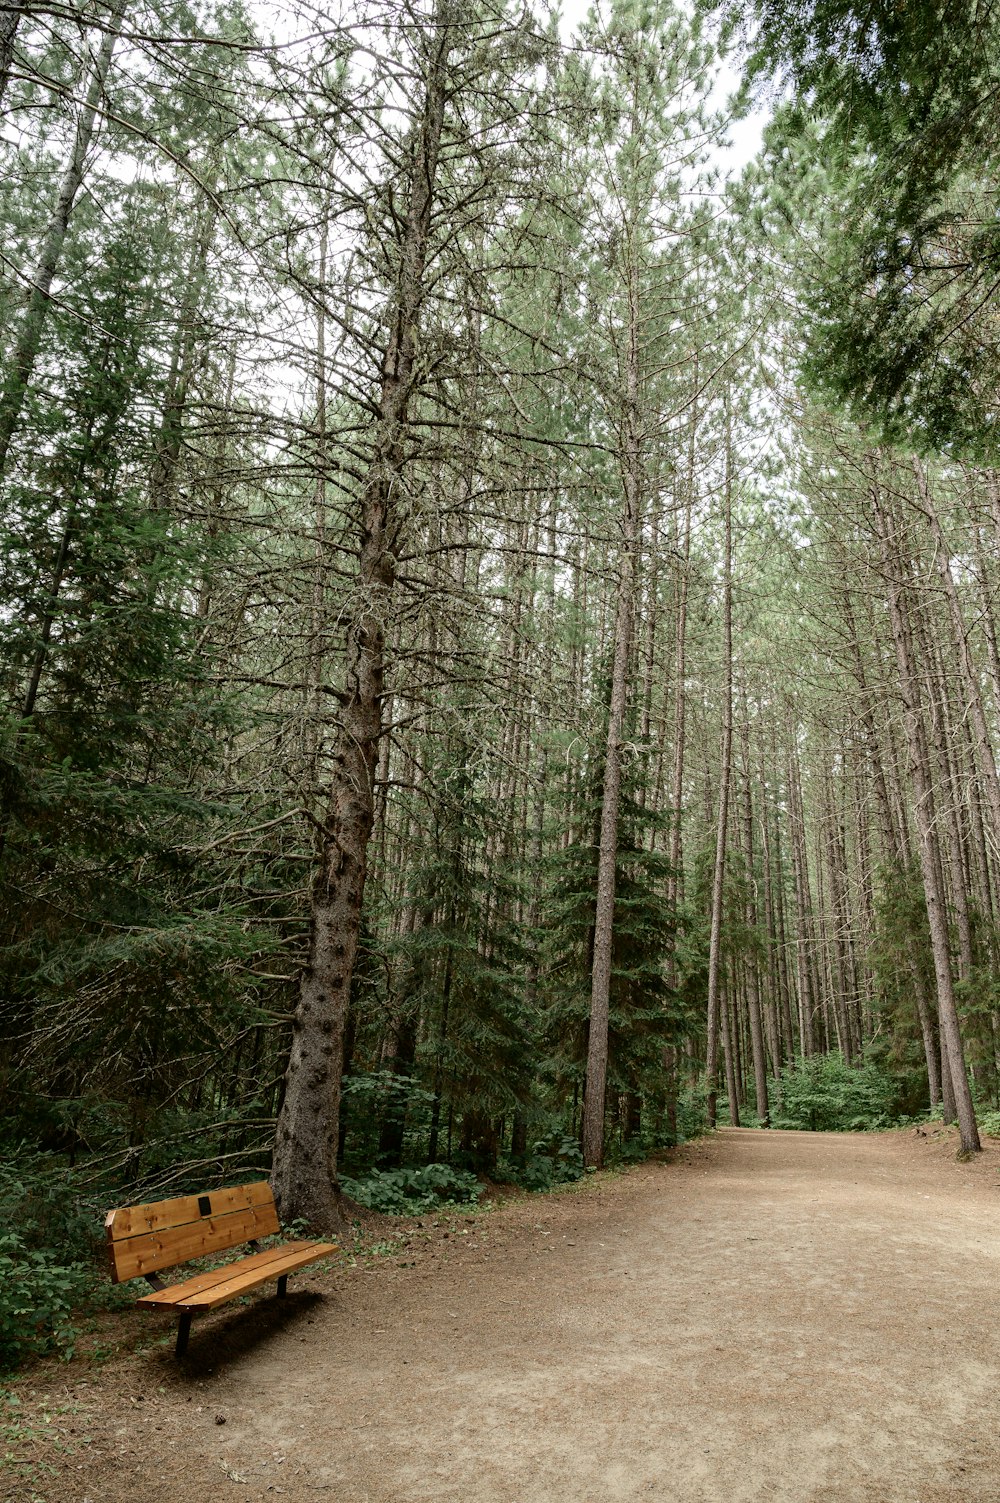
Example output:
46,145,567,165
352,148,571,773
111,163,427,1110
176,1313,192,1357
277,1275,288,1298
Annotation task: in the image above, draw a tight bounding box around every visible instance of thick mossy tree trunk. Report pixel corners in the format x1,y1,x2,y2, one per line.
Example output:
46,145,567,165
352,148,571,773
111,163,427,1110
271,12,452,1230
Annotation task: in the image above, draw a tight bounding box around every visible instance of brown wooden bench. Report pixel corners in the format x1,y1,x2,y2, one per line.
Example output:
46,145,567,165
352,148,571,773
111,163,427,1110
105,1181,337,1356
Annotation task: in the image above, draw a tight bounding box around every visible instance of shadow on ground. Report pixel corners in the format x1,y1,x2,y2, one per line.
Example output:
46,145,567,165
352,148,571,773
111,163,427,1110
145,1289,326,1378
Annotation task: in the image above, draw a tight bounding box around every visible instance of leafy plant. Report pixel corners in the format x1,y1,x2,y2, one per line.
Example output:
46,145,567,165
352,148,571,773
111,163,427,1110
0,1234,89,1370
0,1151,99,1263
770,1053,898,1132
339,1163,481,1215
675,1085,708,1143
500,1131,584,1191
0,1151,103,1370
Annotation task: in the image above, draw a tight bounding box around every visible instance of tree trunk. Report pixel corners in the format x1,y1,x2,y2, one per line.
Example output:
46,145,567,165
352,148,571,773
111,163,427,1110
741,729,769,1124
822,762,854,1064
705,407,734,1128
873,480,980,1154
767,751,798,1067
0,0,22,105
788,741,815,1058
757,767,786,1076
720,986,740,1126
581,224,643,1170
913,459,1000,857
271,10,453,1228
667,391,696,910
0,0,127,478
844,587,941,1104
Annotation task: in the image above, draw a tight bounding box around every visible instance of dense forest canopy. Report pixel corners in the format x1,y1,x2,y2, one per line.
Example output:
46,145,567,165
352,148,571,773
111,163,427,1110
2,0,999,1305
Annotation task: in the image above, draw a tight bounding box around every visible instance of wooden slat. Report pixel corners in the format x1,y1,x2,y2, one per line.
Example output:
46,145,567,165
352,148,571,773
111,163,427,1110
137,1242,339,1313
176,1243,338,1310
135,1241,318,1307
108,1202,281,1283
106,1182,274,1241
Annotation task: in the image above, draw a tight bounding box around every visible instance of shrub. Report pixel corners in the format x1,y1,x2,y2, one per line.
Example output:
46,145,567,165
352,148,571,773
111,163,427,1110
609,1138,648,1166
0,1150,99,1262
675,1084,708,1142
0,1150,101,1371
0,1234,90,1370
977,1108,1000,1138
339,1163,481,1215
499,1131,584,1191
338,1071,437,1174
770,1053,898,1132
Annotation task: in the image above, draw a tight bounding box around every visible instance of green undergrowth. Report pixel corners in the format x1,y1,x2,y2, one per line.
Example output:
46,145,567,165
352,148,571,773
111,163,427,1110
0,1154,102,1372
339,1118,684,1214
339,1162,481,1215
862,1089,1000,1141
722,1057,1000,1139
339,1135,594,1216
497,1131,585,1191
768,1053,898,1131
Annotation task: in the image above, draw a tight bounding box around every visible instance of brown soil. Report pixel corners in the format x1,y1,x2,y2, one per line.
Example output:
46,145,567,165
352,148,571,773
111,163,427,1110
6,1126,1000,1503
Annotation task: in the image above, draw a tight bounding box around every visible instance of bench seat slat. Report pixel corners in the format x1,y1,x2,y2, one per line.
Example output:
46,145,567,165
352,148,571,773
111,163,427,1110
172,1242,338,1311
135,1240,319,1306
138,1241,338,1312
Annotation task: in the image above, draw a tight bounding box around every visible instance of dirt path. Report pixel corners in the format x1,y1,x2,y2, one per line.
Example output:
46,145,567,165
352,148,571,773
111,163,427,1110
11,1128,1000,1503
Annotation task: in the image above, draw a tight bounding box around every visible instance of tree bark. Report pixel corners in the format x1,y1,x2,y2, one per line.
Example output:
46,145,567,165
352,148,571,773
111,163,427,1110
912,459,1000,859
0,0,127,478
0,0,22,106
788,740,815,1058
741,728,769,1123
757,763,787,1075
271,9,453,1228
705,409,734,1129
667,384,696,910
873,479,980,1154
581,222,642,1170
843,587,941,1103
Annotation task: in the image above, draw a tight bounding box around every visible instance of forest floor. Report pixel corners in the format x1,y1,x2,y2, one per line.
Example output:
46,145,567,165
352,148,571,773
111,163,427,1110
4,1125,1000,1503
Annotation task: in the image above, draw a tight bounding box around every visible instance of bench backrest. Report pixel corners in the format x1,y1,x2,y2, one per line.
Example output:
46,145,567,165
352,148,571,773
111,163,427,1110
105,1181,280,1284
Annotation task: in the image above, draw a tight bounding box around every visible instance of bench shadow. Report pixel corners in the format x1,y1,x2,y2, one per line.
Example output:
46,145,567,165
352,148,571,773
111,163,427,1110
153,1290,326,1377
